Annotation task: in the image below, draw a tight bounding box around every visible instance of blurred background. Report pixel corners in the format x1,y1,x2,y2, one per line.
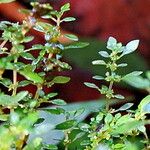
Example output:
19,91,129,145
0,0,150,103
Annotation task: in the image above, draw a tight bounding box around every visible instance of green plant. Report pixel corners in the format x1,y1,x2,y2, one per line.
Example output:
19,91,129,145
82,37,150,150
0,1,150,150
0,1,88,149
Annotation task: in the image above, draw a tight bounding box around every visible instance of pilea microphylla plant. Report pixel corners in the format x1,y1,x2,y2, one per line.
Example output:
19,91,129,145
0,1,150,150
0,1,88,149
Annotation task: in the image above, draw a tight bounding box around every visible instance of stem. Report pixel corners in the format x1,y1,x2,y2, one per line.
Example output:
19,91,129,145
106,81,114,111
57,17,60,27
64,131,69,150
12,58,18,96
0,40,7,49
34,84,42,99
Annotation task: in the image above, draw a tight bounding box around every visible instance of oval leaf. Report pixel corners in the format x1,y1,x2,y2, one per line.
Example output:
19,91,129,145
55,120,76,130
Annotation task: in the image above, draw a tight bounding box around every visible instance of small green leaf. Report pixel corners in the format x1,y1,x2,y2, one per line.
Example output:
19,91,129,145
92,75,104,80
113,120,144,134
30,44,44,50
60,3,70,12
43,108,65,115
20,52,35,60
122,40,139,56
0,78,12,87
51,99,67,105
92,60,106,65
115,103,133,112
23,36,34,43
35,118,45,124
19,9,31,15
52,76,70,84
10,111,19,124
104,113,113,124
62,17,76,22
64,34,78,41
123,76,150,89
44,93,58,99
107,36,117,50
65,42,89,49
72,132,85,142
18,80,31,87
114,94,125,99
84,82,99,90
80,140,90,146
74,108,85,118
138,95,150,114
99,51,109,58
0,91,28,107
19,65,43,84
55,120,76,130
122,71,143,80
118,63,128,67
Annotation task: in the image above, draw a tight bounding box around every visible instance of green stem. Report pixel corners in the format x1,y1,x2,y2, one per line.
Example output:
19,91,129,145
64,131,69,150
106,81,114,111
12,58,18,96
34,84,42,99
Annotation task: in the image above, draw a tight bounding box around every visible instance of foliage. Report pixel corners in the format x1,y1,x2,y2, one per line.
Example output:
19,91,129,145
0,2,88,149
0,1,150,150
82,37,150,150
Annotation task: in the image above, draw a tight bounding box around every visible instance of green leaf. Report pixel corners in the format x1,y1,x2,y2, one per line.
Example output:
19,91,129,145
20,52,35,60
122,71,143,79
92,60,106,65
23,36,34,43
0,0,15,3
0,91,28,107
122,40,139,56
123,76,150,89
113,120,144,134
60,3,70,12
118,63,128,67
92,75,104,80
107,36,117,50
55,120,76,130
115,103,133,112
0,78,12,87
138,95,150,114
19,65,43,84
99,51,109,58
51,99,67,106
18,80,31,87
74,108,85,118
44,93,58,99
52,76,70,84
65,42,89,49
62,17,76,22
64,34,78,41
34,22,53,33
19,9,31,15
10,111,19,124
43,108,65,115
35,118,45,124
30,44,44,50
104,113,113,124
84,82,99,90
114,94,125,99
